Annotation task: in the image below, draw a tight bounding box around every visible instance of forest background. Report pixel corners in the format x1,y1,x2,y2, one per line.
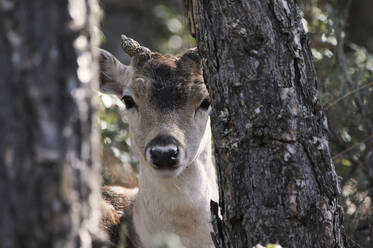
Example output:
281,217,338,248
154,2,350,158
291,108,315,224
97,0,373,247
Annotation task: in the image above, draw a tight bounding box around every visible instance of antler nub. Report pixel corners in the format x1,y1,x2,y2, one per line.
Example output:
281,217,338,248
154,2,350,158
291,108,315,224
121,34,151,57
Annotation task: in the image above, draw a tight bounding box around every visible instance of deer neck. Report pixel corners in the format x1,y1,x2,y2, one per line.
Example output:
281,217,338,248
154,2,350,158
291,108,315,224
133,123,218,247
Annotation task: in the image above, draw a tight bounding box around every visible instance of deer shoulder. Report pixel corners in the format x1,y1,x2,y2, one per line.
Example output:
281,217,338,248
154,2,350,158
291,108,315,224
100,186,139,247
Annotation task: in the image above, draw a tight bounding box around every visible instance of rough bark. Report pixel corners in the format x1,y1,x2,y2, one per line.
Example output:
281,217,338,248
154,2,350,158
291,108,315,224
186,0,349,247
0,1,103,247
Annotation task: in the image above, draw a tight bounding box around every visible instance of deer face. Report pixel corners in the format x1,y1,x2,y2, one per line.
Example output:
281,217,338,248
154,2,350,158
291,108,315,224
99,36,211,177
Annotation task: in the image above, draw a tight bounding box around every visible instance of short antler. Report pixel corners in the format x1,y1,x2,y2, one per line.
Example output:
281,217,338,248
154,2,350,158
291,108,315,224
121,34,151,57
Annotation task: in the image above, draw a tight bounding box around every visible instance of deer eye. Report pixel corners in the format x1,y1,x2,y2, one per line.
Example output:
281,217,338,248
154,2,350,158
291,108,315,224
199,98,211,110
121,95,136,109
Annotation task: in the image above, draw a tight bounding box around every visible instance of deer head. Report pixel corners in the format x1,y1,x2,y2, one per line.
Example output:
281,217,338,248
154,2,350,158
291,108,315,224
99,35,211,178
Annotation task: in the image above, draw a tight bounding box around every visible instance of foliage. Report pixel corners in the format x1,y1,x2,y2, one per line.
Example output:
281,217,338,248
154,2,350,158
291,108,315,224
99,94,138,186
151,4,195,54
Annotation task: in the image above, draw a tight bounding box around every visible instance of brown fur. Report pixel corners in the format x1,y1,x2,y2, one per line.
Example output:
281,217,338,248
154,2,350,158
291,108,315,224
131,52,205,112
100,200,121,244
100,186,139,247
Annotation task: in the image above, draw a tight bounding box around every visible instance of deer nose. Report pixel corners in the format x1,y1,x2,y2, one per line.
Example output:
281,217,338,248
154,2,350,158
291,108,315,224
145,135,182,169
150,146,179,168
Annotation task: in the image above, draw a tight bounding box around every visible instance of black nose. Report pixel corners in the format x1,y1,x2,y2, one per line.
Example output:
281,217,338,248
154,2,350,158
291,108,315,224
150,146,179,168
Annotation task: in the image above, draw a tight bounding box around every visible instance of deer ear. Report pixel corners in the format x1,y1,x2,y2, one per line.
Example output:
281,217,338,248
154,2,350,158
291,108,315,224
178,47,202,73
99,49,128,96
182,48,201,63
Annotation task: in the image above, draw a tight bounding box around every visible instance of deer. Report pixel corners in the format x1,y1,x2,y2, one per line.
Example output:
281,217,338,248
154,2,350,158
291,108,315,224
98,35,219,248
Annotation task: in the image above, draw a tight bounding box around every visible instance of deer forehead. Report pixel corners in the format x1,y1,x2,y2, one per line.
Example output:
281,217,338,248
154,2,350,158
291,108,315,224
130,53,206,111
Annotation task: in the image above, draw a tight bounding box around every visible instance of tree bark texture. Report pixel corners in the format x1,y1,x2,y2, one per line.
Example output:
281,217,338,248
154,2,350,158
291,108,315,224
0,1,102,247
186,0,348,247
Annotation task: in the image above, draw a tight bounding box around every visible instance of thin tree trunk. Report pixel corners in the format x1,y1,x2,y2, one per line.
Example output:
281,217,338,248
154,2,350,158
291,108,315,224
0,1,102,247
185,0,351,247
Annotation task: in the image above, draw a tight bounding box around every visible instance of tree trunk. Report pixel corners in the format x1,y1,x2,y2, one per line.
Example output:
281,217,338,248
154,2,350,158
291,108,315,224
186,1,350,247
0,1,102,247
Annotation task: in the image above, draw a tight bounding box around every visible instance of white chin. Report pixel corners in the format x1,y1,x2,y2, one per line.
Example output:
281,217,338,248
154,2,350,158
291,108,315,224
155,166,184,178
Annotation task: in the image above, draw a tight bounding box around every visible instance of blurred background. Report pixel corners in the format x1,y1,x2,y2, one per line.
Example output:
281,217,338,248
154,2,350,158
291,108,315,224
98,0,373,247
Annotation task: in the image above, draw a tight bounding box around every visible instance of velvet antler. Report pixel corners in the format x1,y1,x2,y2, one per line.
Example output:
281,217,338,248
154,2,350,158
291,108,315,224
121,34,151,57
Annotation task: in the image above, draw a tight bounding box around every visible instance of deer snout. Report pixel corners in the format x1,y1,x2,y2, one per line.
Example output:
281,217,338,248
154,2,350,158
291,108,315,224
145,135,181,169
150,146,179,168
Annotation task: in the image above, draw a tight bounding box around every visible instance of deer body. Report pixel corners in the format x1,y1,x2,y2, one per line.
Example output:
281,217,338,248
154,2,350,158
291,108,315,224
134,120,217,248
99,35,218,248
